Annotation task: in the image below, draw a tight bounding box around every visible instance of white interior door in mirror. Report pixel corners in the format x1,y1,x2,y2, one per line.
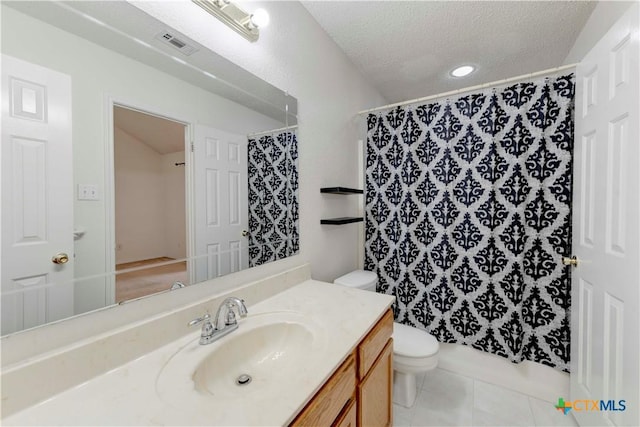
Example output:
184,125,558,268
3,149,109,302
1,55,74,335
571,3,639,426
193,125,249,282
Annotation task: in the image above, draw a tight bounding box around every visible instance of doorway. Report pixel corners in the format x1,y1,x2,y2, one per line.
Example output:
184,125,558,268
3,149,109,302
113,105,188,302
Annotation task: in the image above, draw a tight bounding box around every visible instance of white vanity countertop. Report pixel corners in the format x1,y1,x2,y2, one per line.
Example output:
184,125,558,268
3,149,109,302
3,280,394,426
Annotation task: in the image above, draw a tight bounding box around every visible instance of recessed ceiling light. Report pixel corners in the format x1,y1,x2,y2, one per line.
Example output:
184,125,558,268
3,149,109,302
451,65,475,78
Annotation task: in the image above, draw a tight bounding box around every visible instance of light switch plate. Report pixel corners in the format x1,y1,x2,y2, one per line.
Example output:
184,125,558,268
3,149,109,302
78,184,99,201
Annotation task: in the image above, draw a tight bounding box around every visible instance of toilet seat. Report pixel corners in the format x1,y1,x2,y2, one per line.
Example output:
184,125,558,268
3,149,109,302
393,322,439,358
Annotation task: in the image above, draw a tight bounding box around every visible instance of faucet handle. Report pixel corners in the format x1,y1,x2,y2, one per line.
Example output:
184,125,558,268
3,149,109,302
225,306,237,326
188,313,215,344
236,299,248,317
188,313,211,327
225,299,248,325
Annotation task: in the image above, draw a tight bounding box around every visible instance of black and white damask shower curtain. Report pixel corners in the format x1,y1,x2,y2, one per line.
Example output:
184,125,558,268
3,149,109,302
364,74,575,372
247,129,299,267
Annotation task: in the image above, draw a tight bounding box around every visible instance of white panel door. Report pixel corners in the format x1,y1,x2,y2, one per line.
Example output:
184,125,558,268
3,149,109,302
193,125,248,282
1,55,74,335
571,4,639,426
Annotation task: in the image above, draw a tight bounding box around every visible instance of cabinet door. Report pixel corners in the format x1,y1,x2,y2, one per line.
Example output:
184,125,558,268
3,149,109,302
335,398,357,427
290,355,356,426
358,340,393,427
358,310,393,379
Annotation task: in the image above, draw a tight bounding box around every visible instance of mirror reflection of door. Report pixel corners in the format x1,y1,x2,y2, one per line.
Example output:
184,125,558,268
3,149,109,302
193,125,250,282
113,106,187,302
1,55,75,335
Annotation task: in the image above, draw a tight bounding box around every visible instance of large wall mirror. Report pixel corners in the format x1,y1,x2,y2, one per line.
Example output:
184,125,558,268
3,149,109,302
1,1,299,336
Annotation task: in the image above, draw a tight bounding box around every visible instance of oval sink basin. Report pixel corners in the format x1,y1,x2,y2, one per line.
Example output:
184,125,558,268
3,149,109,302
193,321,313,397
156,311,328,404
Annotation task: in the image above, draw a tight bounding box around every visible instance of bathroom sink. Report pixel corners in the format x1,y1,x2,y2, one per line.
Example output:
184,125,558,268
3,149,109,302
155,311,328,404
193,321,312,397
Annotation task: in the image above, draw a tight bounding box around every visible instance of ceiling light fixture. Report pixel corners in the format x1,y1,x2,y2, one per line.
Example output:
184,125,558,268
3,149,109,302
451,65,475,78
191,0,268,42
249,8,270,29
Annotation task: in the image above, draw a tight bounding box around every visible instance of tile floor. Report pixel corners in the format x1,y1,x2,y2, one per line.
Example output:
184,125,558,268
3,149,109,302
393,368,579,427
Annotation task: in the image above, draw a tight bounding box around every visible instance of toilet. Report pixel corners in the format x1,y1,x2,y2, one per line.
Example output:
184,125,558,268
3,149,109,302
334,270,439,408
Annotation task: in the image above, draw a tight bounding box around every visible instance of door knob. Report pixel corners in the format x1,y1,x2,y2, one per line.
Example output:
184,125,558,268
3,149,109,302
52,253,69,264
562,256,578,267
241,230,249,237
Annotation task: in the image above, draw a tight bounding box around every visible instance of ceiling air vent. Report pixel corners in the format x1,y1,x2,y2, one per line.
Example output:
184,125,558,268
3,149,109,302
154,31,199,56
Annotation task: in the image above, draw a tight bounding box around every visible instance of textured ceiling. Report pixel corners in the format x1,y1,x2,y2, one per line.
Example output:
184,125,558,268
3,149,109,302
302,1,596,104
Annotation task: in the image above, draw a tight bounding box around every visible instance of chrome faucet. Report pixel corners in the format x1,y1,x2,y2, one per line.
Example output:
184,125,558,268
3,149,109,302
170,281,185,290
214,297,248,330
188,297,248,345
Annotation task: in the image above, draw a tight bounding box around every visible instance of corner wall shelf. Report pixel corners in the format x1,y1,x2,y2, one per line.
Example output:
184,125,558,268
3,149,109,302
320,187,364,225
320,217,363,225
320,187,363,195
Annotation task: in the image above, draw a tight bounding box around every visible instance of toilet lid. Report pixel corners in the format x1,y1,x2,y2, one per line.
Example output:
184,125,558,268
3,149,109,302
333,270,378,288
392,322,439,358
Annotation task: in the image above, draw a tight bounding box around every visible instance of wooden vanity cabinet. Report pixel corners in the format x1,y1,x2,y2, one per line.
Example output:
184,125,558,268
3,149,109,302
334,398,357,427
358,340,393,427
290,309,393,427
357,310,393,427
290,354,356,426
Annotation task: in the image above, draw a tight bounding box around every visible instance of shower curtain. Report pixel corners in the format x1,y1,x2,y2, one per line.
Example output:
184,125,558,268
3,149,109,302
364,74,575,372
247,128,299,267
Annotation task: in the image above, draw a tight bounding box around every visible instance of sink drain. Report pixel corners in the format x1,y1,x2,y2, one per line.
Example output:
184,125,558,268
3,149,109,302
236,374,252,386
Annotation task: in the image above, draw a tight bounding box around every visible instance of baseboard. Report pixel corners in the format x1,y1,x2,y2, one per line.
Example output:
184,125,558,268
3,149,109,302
437,343,569,403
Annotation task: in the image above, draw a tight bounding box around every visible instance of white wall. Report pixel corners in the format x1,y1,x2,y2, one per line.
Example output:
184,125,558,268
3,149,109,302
133,1,387,282
564,1,636,64
114,131,186,265
114,128,166,265
114,128,187,264
161,151,187,261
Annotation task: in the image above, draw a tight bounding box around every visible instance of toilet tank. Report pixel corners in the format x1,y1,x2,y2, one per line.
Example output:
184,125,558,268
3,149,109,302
333,270,378,292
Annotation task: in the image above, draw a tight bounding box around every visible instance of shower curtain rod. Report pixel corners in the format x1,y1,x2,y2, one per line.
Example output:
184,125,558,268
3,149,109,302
357,63,578,115
247,124,298,138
